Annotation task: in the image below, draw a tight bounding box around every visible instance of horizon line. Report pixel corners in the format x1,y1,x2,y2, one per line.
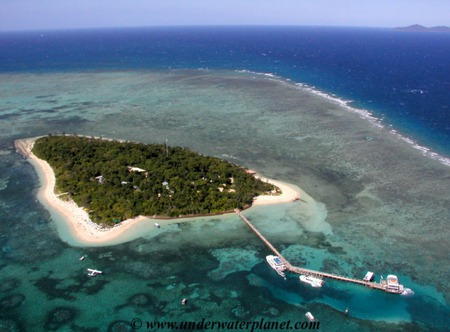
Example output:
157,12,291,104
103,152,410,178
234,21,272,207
0,23,423,33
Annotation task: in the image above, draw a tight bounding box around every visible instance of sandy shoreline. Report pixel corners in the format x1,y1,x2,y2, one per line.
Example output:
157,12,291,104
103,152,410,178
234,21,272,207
15,136,301,246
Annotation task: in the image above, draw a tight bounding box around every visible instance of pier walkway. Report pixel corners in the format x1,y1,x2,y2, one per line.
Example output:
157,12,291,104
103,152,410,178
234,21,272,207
235,209,390,292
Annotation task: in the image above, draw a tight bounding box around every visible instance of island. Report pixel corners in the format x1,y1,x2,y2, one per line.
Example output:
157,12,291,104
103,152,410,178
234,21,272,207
32,135,282,223
394,24,450,33
15,135,301,245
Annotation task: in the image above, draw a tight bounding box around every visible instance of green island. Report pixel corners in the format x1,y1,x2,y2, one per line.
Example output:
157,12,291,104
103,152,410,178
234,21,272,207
32,135,279,225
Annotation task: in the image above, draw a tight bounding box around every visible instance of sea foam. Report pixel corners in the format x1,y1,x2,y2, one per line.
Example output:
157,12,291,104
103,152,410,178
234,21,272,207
236,69,450,167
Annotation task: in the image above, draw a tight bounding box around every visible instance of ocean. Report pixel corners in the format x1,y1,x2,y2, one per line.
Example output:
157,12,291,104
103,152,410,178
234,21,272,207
0,26,449,331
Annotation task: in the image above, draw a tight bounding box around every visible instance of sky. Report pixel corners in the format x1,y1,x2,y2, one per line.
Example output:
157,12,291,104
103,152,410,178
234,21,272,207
1,0,449,31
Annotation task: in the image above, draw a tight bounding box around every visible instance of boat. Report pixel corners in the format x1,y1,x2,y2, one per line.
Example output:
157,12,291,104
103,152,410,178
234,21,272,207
305,312,315,322
386,275,399,287
266,255,286,278
379,274,413,294
181,298,187,305
79,256,85,261
384,274,404,293
300,275,324,288
363,271,374,282
154,223,160,228
87,268,103,277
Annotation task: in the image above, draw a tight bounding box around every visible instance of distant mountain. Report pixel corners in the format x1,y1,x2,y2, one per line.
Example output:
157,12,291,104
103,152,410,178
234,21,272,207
394,24,450,32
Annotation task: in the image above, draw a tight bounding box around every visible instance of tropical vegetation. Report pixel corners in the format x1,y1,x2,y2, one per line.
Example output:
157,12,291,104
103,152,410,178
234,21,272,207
32,135,278,225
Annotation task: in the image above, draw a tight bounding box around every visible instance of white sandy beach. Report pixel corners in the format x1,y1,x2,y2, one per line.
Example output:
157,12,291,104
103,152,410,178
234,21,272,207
252,175,301,206
15,137,301,246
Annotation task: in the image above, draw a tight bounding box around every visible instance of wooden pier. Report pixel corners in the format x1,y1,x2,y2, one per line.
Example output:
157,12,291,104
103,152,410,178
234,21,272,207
235,209,396,293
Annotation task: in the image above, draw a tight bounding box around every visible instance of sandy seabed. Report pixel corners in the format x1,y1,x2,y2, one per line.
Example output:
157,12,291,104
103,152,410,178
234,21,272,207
15,137,301,246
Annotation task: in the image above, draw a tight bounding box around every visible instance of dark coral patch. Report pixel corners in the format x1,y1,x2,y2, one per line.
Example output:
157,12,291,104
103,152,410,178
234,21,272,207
44,306,77,331
129,293,151,306
0,278,19,293
0,318,22,332
107,320,133,332
0,294,25,309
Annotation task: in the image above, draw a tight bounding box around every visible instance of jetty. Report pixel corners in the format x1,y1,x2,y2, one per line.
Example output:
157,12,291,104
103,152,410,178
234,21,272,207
235,209,409,294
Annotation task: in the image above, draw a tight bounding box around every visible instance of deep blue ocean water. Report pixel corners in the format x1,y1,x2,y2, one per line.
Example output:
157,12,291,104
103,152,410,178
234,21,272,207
1,26,450,157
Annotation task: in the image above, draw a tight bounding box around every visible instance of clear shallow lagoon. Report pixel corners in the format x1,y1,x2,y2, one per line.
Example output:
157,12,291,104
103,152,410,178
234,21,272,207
0,69,449,331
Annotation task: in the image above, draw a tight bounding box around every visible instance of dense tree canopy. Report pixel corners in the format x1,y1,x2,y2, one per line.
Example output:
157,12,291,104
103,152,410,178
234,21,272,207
33,136,278,225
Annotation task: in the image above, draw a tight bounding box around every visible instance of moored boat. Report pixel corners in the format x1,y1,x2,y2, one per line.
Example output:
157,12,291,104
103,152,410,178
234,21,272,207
266,255,286,278
384,274,404,293
300,275,324,288
305,312,315,322
380,274,409,294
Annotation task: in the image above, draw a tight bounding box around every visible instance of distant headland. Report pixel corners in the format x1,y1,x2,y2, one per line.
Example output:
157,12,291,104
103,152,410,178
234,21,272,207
394,24,450,33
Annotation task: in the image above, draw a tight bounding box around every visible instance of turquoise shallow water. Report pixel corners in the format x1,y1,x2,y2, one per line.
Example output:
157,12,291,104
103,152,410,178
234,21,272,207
0,70,449,331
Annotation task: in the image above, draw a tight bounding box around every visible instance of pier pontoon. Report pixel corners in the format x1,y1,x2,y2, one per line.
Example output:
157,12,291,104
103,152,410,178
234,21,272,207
363,271,374,282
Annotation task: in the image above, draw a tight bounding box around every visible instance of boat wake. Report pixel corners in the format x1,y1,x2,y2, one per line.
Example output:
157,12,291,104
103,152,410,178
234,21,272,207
401,288,415,296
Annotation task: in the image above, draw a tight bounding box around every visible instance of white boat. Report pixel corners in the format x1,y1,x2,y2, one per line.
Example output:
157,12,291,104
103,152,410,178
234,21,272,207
386,275,399,287
266,255,286,278
300,275,324,288
87,268,103,277
385,274,404,293
379,274,413,295
266,255,285,270
154,223,160,228
305,312,315,322
79,256,85,261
